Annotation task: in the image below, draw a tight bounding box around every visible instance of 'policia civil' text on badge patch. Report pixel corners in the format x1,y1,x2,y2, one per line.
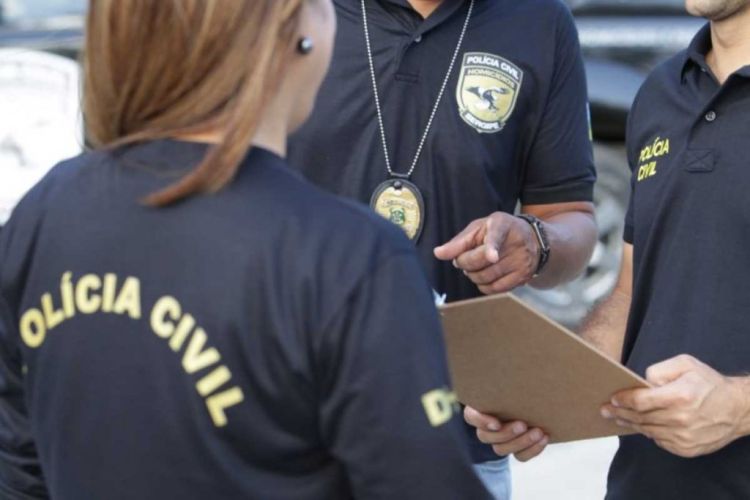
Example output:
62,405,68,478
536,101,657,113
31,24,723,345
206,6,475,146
456,52,523,134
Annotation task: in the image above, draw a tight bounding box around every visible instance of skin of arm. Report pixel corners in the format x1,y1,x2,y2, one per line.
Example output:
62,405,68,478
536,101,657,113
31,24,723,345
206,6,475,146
579,243,633,360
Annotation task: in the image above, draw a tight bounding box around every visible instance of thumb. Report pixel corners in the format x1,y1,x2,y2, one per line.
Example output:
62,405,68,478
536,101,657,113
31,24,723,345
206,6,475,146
645,355,700,387
434,221,483,261
464,406,501,432
483,215,511,264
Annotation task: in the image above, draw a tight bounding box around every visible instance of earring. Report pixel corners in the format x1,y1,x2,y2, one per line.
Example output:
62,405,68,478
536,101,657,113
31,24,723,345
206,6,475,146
297,37,314,55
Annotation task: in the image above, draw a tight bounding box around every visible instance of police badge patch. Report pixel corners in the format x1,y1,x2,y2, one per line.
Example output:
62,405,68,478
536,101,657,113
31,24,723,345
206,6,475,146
456,52,523,134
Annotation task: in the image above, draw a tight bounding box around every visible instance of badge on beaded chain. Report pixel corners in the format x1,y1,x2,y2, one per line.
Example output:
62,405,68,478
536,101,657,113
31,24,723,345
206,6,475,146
361,0,474,244
370,178,425,241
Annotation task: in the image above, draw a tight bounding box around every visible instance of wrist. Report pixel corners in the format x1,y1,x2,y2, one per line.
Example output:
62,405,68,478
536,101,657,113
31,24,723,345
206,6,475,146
517,216,541,259
728,377,750,439
516,214,550,276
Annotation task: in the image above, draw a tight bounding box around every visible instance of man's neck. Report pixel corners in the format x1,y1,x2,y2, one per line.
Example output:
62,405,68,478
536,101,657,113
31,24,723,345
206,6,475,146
707,5,750,83
407,0,444,18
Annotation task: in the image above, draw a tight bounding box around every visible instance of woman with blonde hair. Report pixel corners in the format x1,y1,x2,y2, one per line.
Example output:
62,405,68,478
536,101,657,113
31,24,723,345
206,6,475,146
0,1,489,498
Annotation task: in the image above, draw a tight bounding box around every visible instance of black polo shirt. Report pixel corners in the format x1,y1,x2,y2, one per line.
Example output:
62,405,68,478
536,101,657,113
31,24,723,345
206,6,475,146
610,24,750,499
288,0,595,462
0,140,490,499
289,0,594,300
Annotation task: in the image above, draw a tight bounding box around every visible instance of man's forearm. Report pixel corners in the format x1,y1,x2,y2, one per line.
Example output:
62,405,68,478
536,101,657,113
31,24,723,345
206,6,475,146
529,208,597,289
579,289,629,360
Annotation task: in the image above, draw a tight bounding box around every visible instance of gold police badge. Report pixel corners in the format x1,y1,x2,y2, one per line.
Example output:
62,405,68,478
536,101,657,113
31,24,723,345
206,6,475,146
370,178,424,241
456,52,523,134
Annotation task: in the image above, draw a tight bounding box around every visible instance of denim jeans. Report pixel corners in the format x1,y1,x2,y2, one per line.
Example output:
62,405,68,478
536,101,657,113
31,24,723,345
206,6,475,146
474,457,512,500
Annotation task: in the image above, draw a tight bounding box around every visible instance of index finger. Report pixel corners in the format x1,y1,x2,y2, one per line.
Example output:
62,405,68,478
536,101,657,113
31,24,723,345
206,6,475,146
434,221,484,261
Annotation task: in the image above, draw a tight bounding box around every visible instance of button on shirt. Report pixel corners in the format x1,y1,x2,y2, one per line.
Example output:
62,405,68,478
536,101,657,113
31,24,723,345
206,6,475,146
613,24,750,500
289,0,596,462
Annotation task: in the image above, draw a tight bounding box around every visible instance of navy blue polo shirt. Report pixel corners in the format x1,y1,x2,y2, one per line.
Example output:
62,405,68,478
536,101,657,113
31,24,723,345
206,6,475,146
288,0,595,462
611,24,750,499
0,140,491,499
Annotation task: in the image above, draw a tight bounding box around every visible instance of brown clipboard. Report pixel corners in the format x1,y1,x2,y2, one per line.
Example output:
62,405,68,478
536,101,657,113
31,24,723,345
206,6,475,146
440,293,649,444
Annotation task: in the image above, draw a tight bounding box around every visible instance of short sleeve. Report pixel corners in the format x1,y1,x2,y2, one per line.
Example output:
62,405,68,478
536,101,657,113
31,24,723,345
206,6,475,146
316,252,491,500
623,88,645,245
521,5,596,205
623,174,636,244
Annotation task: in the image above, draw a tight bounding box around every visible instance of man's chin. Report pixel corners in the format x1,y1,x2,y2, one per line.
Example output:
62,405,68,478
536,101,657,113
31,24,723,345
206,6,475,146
686,0,750,21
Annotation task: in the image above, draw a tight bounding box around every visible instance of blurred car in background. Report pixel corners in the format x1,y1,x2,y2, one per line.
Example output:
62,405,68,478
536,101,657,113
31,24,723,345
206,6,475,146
0,0,703,325
0,0,84,224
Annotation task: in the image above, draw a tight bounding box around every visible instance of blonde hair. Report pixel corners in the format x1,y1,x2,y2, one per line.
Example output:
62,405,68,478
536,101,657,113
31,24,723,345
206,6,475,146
84,0,305,205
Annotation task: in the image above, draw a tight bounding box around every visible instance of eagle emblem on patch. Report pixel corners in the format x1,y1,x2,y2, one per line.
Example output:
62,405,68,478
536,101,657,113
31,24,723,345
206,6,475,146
456,52,523,134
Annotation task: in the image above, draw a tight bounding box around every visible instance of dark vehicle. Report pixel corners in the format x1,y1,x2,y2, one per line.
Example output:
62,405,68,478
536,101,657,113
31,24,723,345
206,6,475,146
0,0,703,324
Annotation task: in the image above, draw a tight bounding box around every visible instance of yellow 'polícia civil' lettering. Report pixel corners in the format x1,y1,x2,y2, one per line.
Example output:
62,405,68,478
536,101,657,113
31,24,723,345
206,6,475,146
60,272,75,319
150,294,244,427
196,366,233,397
637,161,658,182
20,308,46,348
101,273,117,313
182,328,220,374
206,387,245,428
112,277,141,319
76,274,102,314
41,293,65,330
151,296,180,338
17,277,244,428
19,273,142,349
639,136,671,163
170,314,196,352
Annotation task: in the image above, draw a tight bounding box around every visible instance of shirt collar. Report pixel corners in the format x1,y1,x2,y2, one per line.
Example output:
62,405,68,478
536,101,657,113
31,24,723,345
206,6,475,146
681,22,712,81
680,22,750,81
371,0,468,36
